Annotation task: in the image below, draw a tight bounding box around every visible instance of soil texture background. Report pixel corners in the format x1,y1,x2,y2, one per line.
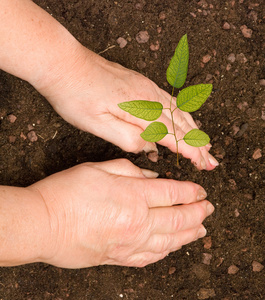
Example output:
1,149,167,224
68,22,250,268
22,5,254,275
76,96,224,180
0,0,264,299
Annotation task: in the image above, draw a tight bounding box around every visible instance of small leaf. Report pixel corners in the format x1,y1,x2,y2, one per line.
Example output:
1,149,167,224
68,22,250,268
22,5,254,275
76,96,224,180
177,84,212,112
118,100,163,121
166,34,189,89
140,122,168,142
183,129,210,147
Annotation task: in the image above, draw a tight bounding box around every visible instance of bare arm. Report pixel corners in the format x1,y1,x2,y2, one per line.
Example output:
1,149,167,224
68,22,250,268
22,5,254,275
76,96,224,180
0,0,88,90
0,186,50,266
0,160,212,268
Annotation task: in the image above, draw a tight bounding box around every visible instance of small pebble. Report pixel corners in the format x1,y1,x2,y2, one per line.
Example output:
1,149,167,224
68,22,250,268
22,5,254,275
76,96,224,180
205,74,213,82
168,267,176,274
8,136,16,143
166,171,172,177
157,26,162,34
27,131,38,142
248,11,258,22
202,253,212,265
248,3,259,9
203,236,212,249
252,261,264,272
202,54,211,64
197,0,208,8
234,208,240,217
28,124,34,131
136,31,149,44
227,53,236,63
136,60,146,70
7,114,17,123
236,53,248,63
236,123,248,137
159,11,166,20
228,265,239,274
135,2,144,10
259,79,265,86
252,148,262,160
150,41,160,51
197,288,216,299
190,12,196,18
116,37,127,48
20,132,27,140
226,64,232,71
240,25,253,38
223,22,231,30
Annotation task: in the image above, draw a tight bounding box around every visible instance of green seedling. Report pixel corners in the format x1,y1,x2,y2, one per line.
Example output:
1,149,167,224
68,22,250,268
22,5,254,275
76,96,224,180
118,34,212,165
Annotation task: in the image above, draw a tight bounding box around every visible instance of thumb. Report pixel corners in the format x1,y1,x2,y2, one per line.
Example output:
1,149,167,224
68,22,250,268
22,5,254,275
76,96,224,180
93,116,157,153
90,158,159,179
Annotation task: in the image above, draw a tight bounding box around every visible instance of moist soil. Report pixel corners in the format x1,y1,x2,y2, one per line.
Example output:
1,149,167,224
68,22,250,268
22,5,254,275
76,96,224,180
0,0,264,299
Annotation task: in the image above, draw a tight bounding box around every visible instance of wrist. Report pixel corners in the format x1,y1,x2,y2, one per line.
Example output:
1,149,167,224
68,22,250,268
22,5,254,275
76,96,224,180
0,185,51,266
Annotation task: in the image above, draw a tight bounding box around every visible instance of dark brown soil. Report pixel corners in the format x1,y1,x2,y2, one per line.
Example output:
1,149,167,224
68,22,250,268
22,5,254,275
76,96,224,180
0,0,264,299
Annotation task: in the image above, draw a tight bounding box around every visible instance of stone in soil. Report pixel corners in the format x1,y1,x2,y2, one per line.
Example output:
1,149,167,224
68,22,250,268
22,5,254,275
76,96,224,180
223,22,230,30
202,54,211,64
227,53,236,63
197,288,216,299
252,148,262,160
228,264,239,274
136,31,149,44
116,37,127,48
240,25,253,38
202,253,212,265
252,261,264,272
7,114,17,123
27,131,38,142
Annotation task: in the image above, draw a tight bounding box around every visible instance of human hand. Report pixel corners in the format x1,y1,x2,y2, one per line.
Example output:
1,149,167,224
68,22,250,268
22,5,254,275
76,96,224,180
29,159,214,268
37,48,219,171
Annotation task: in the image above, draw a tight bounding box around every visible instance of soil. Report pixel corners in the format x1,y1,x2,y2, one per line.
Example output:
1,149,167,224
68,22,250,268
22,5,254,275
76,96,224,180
0,0,264,299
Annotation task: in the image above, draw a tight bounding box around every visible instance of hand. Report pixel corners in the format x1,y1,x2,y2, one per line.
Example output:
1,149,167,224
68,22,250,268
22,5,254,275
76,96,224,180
29,159,214,268
37,48,219,170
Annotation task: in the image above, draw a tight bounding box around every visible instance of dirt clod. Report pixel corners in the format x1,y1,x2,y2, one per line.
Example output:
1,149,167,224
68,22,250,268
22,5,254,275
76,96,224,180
197,288,216,299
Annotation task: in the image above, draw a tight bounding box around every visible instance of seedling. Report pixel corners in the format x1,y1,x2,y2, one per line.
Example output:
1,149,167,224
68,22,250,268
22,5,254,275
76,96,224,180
118,34,212,165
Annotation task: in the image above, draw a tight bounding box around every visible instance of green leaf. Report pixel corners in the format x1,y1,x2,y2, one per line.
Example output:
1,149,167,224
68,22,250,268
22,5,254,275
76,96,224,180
140,122,168,142
166,34,189,89
183,129,210,147
118,100,163,121
177,84,212,112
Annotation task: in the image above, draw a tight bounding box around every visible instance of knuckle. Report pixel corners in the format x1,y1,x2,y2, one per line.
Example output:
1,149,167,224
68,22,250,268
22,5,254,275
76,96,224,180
121,136,145,153
165,180,179,205
196,202,208,221
172,210,184,231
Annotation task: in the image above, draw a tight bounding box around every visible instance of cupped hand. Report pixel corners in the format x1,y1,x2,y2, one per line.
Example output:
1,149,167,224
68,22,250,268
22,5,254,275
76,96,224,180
37,47,218,170
29,159,214,268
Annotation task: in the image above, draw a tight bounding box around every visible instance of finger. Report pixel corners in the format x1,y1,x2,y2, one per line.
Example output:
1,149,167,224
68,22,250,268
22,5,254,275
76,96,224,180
92,114,158,153
123,250,170,268
148,200,214,234
90,158,159,178
143,225,207,254
134,178,208,207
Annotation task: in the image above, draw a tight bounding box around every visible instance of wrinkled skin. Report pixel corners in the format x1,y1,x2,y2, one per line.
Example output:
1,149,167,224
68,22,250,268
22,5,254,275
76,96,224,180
37,48,219,171
29,159,214,269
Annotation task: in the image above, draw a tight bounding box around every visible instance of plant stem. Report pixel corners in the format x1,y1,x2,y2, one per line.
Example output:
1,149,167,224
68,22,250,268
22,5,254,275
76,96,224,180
170,87,179,165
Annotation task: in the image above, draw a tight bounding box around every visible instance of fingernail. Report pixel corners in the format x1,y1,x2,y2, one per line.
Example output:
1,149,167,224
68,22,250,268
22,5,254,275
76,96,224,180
141,168,159,178
196,226,207,240
142,142,158,153
205,143,212,150
206,203,215,216
200,157,207,170
197,188,207,201
208,154,219,166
